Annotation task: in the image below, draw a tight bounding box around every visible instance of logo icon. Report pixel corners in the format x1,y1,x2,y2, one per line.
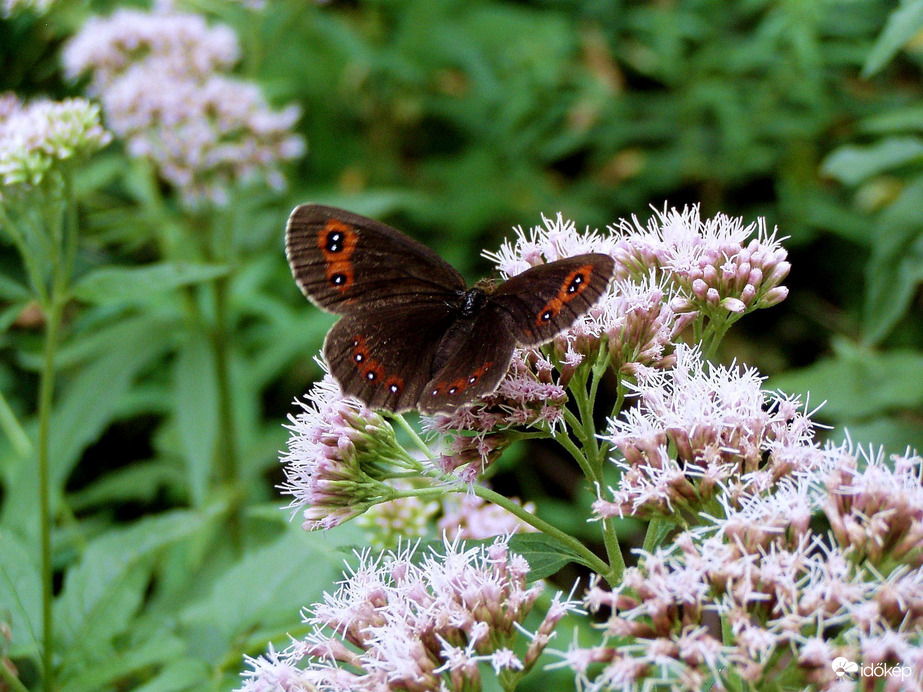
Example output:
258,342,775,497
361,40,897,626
832,657,859,677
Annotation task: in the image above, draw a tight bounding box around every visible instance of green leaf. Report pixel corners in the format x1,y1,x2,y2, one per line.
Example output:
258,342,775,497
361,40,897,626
769,340,923,421
129,658,211,692
863,178,923,343
863,0,923,77
0,530,41,656
67,460,185,512
403,533,585,582
0,316,172,537
55,508,217,676
507,533,586,580
173,333,219,506
821,137,923,186
180,527,345,646
72,263,229,304
59,633,188,692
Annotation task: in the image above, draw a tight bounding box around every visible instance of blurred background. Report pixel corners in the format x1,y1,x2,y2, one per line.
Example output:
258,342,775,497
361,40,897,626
1,0,922,689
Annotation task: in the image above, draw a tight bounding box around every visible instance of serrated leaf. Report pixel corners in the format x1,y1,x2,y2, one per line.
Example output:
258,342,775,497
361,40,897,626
863,0,923,77
56,509,216,676
821,137,923,186
180,527,345,645
507,533,587,580
173,333,219,505
769,342,923,421
72,263,229,304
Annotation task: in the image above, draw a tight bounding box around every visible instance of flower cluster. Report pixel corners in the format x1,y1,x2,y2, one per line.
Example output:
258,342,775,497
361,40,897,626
0,94,111,189
487,212,683,373
612,204,790,318
238,536,578,691
563,444,923,691
62,7,304,206
281,374,417,531
821,444,923,569
595,345,818,521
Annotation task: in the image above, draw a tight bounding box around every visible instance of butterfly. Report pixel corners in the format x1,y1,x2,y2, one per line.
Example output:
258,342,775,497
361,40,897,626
286,204,615,414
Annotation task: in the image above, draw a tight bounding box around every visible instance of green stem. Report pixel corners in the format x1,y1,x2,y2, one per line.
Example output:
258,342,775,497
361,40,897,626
642,518,666,553
601,517,625,582
471,485,612,579
37,298,62,692
390,413,435,460
550,425,593,480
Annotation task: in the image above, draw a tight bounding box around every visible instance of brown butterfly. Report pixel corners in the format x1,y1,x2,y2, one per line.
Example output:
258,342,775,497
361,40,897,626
286,204,615,414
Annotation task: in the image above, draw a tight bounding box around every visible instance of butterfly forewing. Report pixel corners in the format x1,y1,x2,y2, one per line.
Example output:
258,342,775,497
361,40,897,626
286,204,466,315
324,302,459,412
419,306,518,414
489,254,615,346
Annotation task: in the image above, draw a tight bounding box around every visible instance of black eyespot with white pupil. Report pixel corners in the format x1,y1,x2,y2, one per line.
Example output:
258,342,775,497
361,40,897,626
448,387,457,394
325,231,344,253
541,310,553,321
389,384,399,393
331,273,347,285
366,371,376,381
468,376,477,384
568,274,584,293
354,353,364,362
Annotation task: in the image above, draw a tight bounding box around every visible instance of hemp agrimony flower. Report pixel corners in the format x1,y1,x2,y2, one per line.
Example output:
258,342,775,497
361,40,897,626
63,7,304,206
281,374,421,531
0,95,111,190
248,206,921,691
237,536,579,691
595,345,817,522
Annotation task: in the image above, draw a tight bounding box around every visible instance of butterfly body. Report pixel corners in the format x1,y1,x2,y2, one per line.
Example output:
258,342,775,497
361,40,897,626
286,204,614,413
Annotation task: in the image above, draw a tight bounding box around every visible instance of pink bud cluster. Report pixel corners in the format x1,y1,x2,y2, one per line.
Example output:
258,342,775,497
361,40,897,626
595,346,817,520
238,536,579,691
62,7,304,206
280,374,410,531
612,204,790,317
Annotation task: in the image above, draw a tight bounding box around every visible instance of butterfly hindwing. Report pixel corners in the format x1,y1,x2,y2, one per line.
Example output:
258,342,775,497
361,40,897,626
489,254,615,346
419,306,518,414
324,302,459,412
286,204,466,315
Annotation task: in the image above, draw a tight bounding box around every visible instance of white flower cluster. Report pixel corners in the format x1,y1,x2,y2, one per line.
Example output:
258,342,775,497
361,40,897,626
63,7,305,206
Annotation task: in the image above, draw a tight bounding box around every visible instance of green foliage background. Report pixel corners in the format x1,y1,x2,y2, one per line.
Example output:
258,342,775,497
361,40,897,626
1,0,922,689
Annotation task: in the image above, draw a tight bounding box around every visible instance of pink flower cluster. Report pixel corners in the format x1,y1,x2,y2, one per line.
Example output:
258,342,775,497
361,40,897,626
595,345,818,520
0,94,111,188
487,212,682,375
563,445,923,691
238,536,578,691
280,373,411,531
612,204,790,316
62,7,304,206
